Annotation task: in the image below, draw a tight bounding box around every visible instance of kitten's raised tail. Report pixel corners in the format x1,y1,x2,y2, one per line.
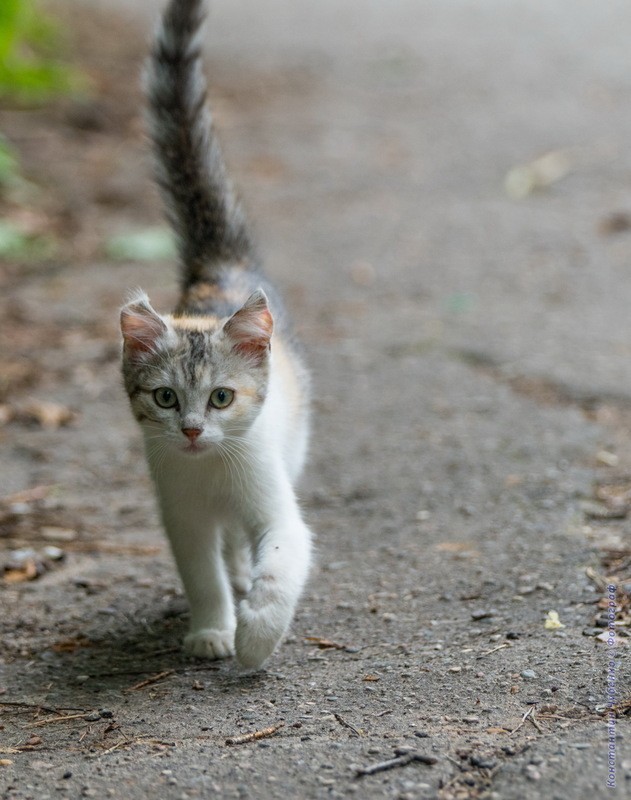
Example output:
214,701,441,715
146,0,253,288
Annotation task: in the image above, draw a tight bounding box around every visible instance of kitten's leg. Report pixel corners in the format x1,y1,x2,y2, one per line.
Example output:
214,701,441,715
224,530,253,597
166,522,236,659
235,493,312,669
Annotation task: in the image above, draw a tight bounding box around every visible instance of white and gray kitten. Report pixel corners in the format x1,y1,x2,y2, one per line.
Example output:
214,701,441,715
120,0,312,669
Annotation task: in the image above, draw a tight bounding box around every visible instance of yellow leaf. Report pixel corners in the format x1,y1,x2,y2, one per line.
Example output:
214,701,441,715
544,610,565,630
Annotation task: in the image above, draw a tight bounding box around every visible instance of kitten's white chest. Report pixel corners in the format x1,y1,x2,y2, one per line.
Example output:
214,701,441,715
147,441,263,525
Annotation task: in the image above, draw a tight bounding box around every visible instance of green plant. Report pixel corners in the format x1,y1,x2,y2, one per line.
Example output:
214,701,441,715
0,134,21,189
0,0,80,102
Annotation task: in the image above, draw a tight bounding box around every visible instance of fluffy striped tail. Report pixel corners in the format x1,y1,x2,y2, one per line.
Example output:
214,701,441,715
145,0,253,288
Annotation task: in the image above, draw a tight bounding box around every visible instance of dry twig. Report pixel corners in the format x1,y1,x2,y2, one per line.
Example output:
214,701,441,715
125,670,174,692
334,713,361,737
0,701,85,714
225,722,284,746
528,711,544,733
304,636,351,651
510,707,535,736
355,749,437,777
28,712,94,728
477,643,512,659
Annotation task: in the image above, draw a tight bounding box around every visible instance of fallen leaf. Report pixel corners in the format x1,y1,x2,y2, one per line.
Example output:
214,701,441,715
3,559,40,583
544,611,565,630
596,450,620,467
15,735,43,751
435,542,472,552
41,526,77,542
505,150,572,199
304,636,348,650
20,400,76,429
52,637,93,653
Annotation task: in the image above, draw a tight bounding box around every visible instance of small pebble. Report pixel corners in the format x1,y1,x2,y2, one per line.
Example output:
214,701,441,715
524,765,541,781
521,669,537,680
43,546,65,561
75,675,90,684
470,756,496,769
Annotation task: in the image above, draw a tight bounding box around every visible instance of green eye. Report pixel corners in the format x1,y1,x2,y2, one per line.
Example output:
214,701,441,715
154,387,178,408
209,387,234,409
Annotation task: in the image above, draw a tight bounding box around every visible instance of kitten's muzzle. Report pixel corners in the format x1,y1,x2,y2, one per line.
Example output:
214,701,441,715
182,427,203,443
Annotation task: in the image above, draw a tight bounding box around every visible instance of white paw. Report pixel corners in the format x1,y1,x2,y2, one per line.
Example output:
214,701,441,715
234,579,293,669
184,628,235,660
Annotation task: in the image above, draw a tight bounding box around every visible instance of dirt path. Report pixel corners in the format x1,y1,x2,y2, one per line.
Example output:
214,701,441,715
1,2,630,798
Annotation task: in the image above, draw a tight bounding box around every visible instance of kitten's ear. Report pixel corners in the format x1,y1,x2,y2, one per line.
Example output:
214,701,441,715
120,293,167,359
223,289,273,364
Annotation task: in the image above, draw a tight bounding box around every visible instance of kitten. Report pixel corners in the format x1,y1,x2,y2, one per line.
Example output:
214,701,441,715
120,0,312,669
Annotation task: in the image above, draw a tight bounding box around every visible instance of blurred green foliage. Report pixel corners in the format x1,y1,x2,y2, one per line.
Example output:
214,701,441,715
0,134,21,189
0,135,56,260
0,0,80,102
105,228,178,262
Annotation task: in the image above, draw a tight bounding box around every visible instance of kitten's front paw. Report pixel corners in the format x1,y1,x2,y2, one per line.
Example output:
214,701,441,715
184,628,235,660
235,579,292,670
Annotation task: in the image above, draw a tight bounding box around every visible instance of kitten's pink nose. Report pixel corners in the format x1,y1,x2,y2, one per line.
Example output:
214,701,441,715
182,427,203,442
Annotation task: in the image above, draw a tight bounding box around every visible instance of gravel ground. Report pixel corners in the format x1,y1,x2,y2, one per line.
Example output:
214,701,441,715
1,1,630,798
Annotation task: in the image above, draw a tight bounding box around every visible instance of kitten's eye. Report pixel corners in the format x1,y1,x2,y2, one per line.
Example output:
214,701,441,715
153,387,178,409
209,388,234,409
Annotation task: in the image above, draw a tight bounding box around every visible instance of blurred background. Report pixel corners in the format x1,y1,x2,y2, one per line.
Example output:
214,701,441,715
2,0,631,399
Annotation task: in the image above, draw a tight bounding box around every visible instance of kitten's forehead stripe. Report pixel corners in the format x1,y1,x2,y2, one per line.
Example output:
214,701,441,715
185,329,211,386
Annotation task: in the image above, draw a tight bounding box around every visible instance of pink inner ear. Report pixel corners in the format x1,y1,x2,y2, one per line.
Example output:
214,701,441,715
223,293,273,362
121,304,166,357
